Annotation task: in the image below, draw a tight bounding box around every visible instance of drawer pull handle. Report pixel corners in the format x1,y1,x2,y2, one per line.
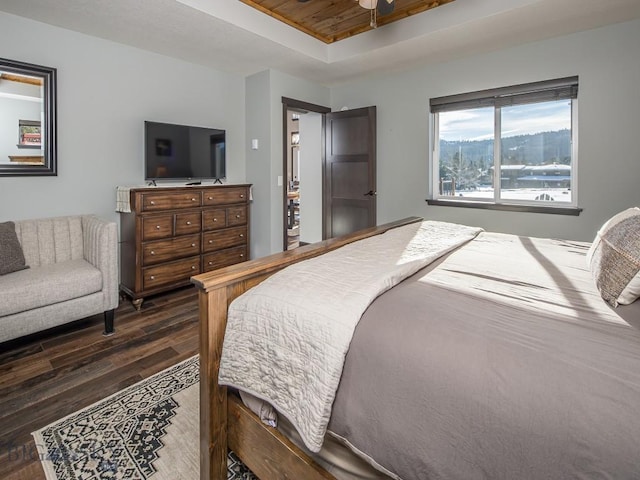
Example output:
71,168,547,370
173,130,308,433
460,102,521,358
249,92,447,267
209,240,213,244
208,196,213,200
150,275,155,280
186,221,192,225
239,234,244,238
213,218,218,222
208,261,213,265
191,243,196,247
240,254,244,258
191,198,196,201
191,265,196,270
240,194,244,198
150,250,155,255
156,225,161,230
236,214,241,219
150,201,155,206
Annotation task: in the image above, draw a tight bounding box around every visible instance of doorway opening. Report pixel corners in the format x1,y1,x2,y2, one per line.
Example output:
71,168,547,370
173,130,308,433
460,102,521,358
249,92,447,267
282,97,330,251
286,109,301,249
281,98,377,251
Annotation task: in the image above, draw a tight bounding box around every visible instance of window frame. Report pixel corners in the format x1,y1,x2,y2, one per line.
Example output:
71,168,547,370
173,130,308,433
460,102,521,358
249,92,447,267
428,77,581,215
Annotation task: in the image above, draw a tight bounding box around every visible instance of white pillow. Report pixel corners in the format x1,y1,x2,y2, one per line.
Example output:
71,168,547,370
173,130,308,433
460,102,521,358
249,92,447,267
587,207,640,307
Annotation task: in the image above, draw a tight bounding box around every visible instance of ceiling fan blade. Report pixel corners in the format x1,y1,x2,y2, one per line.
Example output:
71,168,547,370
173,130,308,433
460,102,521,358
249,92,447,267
377,0,394,15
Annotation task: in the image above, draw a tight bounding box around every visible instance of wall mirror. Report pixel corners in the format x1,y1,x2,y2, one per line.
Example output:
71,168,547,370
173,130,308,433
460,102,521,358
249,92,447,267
0,58,57,176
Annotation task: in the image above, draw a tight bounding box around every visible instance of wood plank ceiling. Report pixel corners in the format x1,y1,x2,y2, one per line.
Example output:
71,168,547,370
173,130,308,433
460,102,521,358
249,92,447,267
240,0,455,44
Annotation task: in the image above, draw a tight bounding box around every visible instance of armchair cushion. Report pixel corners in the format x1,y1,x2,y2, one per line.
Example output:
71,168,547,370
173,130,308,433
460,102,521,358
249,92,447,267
0,259,102,317
0,221,29,275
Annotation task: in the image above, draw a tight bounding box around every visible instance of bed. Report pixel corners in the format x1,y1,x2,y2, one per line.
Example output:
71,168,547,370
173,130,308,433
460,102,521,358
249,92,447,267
191,212,640,480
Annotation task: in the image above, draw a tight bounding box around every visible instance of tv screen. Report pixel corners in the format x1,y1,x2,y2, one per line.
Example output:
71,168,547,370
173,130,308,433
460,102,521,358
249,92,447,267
144,121,226,181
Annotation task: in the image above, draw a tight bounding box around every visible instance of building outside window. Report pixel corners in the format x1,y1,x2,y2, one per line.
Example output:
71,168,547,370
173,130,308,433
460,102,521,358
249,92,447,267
429,77,579,214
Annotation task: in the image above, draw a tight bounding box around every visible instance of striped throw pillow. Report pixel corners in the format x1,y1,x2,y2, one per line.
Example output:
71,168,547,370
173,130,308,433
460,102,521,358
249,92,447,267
587,208,640,307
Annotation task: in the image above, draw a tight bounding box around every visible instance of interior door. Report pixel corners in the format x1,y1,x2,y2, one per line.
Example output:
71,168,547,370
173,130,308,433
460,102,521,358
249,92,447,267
324,106,377,238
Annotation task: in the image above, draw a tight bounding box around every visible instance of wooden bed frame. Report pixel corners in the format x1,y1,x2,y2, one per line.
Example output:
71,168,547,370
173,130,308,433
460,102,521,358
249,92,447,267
191,216,422,480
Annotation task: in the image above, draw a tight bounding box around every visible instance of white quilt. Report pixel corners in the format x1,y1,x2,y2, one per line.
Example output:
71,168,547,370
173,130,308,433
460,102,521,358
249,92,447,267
218,221,483,452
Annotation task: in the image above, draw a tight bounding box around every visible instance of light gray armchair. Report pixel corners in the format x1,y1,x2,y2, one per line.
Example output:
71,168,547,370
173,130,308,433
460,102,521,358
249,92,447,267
0,215,118,344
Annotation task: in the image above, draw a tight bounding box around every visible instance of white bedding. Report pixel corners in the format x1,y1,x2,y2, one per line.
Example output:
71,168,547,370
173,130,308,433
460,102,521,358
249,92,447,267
218,220,483,452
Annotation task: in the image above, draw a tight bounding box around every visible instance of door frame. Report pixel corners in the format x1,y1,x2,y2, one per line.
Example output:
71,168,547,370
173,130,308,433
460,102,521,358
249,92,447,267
281,97,331,251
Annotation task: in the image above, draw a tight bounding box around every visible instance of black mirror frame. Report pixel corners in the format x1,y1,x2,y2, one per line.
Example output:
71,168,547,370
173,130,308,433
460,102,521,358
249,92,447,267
0,58,57,177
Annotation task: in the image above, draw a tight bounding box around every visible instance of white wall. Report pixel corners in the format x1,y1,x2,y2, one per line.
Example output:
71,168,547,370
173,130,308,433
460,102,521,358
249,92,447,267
245,69,330,257
330,19,640,241
245,70,272,259
0,12,245,224
298,112,323,244
4,11,636,251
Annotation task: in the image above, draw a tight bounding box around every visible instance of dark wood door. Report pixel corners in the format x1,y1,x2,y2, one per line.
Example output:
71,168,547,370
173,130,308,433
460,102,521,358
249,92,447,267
324,106,376,238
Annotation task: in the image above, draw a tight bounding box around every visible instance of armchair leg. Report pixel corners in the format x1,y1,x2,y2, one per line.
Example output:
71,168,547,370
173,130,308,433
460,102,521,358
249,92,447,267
103,309,115,336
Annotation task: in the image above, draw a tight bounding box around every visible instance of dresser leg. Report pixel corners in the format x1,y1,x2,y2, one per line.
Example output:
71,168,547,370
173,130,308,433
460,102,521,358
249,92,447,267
132,298,144,311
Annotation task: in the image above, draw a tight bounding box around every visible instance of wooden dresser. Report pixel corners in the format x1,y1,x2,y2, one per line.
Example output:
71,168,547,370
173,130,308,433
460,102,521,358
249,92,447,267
119,184,250,309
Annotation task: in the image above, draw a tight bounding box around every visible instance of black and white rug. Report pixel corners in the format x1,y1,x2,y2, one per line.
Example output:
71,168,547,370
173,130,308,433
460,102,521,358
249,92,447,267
32,356,256,479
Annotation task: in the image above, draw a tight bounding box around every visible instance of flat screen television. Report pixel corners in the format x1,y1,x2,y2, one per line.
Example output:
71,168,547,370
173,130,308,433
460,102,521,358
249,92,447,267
144,121,226,182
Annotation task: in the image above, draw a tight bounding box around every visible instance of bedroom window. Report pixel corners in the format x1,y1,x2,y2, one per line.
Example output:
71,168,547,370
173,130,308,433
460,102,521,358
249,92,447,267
428,77,580,215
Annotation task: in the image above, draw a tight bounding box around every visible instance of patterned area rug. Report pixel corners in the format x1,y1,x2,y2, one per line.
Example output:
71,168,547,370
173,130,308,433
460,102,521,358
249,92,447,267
32,356,256,480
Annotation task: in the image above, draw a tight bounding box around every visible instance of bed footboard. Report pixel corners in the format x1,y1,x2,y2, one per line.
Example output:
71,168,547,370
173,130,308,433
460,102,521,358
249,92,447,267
192,217,422,480
228,394,336,479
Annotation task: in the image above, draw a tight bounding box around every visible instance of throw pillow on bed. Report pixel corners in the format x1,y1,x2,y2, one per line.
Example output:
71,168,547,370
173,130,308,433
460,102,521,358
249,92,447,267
587,207,640,307
0,221,29,275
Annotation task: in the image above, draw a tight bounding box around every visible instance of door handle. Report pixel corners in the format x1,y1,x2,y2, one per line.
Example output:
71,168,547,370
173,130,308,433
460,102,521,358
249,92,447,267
364,190,377,196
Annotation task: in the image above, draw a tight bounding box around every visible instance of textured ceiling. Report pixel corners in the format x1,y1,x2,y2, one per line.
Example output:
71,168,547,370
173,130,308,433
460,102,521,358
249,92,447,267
0,0,639,86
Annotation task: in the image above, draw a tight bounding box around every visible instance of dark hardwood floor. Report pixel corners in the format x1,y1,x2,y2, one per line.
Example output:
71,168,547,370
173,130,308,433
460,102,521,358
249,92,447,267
0,286,200,480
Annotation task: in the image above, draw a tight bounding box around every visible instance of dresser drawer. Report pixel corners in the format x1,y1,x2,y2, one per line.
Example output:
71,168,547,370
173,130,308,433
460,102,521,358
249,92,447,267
202,208,227,231
202,187,248,206
226,206,247,226
143,234,201,266
203,226,247,253
141,192,202,211
142,215,173,241
143,256,201,290
203,246,247,272
175,212,201,235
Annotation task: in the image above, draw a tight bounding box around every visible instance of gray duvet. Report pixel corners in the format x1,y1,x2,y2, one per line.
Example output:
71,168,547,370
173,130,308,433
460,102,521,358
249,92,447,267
327,232,640,480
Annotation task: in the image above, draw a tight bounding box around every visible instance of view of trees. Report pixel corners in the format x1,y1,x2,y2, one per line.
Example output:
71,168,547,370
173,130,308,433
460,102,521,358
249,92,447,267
439,129,571,189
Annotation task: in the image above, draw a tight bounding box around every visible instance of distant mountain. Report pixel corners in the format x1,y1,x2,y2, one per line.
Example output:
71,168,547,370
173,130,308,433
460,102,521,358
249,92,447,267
438,129,571,188
440,129,571,170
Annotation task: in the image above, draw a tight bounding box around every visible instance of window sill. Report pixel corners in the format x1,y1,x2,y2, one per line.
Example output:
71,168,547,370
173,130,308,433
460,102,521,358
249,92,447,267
426,199,582,216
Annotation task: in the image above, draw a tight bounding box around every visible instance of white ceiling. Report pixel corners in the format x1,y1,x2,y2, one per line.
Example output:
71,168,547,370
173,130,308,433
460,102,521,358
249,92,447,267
1,0,640,86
